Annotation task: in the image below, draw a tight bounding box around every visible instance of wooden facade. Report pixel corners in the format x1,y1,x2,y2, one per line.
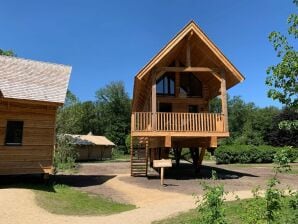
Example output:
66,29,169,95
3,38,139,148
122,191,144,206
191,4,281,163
0,99,58,175
0,55,71,176
130,21,244,176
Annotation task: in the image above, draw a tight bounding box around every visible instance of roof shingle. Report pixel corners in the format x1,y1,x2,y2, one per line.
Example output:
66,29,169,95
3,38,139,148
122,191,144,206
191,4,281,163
0,55,71,104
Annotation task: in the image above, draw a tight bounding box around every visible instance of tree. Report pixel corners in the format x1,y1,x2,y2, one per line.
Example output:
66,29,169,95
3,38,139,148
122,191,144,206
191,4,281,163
0,49,15,56
95,81,131,153
266,1,298,109
56,90,85,134
265,108,298,147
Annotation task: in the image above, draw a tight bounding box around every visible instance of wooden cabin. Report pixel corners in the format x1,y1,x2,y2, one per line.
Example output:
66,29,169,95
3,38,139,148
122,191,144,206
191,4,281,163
0,55,71,176
66,133,115,161
131,21,245,176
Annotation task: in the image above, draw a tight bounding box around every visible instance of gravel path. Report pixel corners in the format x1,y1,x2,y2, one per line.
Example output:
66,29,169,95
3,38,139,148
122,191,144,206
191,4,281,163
0,174,254,224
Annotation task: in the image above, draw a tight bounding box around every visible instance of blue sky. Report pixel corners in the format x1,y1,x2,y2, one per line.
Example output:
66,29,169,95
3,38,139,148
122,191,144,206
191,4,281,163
0,0,296,108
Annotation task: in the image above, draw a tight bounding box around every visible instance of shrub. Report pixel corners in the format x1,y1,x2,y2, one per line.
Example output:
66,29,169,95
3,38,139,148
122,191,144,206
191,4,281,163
54,135,78,171
214,145,298,164
196,170,228,224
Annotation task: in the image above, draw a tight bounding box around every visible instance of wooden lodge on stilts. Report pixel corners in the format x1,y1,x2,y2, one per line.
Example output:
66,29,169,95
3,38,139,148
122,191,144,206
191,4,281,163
130,21,245,176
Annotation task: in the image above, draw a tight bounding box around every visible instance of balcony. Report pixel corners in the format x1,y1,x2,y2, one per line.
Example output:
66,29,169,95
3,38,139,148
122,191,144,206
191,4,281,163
131,112,228,137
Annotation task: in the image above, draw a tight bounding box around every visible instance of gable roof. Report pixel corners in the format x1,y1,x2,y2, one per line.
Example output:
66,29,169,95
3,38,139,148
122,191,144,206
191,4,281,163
132,21,245,111
135,21,245,82
66,133,115,146
0,55,71,104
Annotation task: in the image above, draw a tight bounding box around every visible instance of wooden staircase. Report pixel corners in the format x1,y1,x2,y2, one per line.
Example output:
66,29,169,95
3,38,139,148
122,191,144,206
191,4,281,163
131,137,148,176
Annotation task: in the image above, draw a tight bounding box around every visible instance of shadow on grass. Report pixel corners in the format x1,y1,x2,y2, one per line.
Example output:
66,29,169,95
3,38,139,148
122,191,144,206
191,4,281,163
0,174,116,192
148,163,258,180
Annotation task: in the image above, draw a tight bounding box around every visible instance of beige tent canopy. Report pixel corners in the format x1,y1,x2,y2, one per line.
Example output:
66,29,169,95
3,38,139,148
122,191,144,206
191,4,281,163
66,133,115,161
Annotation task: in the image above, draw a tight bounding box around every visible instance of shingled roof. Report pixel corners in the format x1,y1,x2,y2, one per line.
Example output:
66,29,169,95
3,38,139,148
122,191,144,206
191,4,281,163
0,55,71,104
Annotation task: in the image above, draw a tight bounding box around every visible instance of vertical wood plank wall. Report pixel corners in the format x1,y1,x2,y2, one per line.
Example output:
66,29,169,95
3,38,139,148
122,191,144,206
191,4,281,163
0,100,57,175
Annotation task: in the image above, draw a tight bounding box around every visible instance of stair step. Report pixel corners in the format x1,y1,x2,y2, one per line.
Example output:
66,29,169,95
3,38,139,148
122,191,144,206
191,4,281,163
131,160,146,162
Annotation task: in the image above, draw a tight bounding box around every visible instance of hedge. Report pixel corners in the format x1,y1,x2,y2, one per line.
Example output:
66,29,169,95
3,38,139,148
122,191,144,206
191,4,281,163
214,145,298,164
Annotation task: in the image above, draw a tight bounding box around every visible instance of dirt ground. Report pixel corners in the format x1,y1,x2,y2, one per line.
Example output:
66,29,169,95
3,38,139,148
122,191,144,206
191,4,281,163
72,161,298,200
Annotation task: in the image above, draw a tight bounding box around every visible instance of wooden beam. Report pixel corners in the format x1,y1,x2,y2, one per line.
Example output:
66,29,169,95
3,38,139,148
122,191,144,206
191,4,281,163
152,72,157,130
175,60,180,97
220,71,229,132
186,37,191,67
158,66,217,73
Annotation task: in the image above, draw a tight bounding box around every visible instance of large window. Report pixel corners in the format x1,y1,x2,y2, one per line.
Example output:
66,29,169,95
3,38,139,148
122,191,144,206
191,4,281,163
157,73,175,96
180,73,203,97
5,121,24,145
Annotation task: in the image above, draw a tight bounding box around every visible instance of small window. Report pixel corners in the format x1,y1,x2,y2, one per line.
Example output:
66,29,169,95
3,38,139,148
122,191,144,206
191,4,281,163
5,121,24,146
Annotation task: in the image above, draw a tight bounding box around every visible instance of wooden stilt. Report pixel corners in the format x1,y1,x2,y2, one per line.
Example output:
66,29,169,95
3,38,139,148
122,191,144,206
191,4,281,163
190,147,199,172
174,147,182,167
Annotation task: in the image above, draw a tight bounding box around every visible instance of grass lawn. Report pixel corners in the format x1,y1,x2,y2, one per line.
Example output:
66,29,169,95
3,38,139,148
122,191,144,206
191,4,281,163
153,197,297,224
33,184,135,215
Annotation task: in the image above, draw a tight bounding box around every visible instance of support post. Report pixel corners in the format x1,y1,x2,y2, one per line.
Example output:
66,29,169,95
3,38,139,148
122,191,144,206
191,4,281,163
198,148,206,166
152,72,157,130
174,147,182,167
186,32,193,67
220,71,229,132
160,167,164,186
175,60,180,97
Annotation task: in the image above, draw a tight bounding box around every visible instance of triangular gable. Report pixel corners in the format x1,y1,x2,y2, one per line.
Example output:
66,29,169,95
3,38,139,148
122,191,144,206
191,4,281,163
135,20,245,83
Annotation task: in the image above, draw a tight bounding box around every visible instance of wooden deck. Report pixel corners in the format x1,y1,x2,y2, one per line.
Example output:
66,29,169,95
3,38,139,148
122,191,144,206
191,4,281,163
131,112,228,137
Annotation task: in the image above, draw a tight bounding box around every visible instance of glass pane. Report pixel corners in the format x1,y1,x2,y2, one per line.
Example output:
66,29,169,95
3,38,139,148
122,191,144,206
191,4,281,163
5,121,24,145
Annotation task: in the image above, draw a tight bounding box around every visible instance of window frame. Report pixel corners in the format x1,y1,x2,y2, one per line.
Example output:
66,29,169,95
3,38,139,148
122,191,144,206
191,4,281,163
156,73,175,96
5,120,24,146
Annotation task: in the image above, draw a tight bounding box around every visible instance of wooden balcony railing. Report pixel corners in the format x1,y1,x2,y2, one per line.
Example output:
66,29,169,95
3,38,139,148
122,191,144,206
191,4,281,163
131,112,225,133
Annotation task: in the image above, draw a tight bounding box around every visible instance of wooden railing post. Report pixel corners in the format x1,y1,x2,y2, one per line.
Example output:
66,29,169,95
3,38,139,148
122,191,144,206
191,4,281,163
220,71,229,132
152,72,157,131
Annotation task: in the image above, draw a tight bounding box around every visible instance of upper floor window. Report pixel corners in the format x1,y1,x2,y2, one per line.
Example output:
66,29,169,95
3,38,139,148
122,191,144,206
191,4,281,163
5,121,24,146
180,73,203,97
157,73,175,96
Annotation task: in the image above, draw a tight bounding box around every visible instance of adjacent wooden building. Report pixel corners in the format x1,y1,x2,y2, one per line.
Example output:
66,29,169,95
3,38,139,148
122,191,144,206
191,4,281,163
0,55,71,175
131,21,245,176
66,133,115,161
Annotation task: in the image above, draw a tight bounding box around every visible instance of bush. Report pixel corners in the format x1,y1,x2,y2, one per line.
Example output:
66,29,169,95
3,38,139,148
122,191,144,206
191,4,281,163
214,145,298,164
54,135,78,171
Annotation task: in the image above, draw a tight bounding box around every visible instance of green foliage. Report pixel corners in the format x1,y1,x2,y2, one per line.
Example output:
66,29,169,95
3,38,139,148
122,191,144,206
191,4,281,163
154,197,298,224
196,171,228,224
265,177,283,223
125,134,131,152
273,147,292,173
35,184,135,215
95,81,131,153
56,82,131,154
218,96,280,146
265,108,298,147
214,145,298,164
0,49,16,56
266,1,298,109
54,135,78,171
240,186,265,224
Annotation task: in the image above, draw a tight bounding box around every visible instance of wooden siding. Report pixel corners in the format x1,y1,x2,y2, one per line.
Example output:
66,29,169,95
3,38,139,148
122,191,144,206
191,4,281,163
0,99,57,175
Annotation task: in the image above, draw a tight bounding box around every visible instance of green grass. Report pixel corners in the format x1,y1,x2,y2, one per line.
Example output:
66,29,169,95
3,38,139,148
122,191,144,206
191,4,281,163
153,197,297,224
34,184,135,215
